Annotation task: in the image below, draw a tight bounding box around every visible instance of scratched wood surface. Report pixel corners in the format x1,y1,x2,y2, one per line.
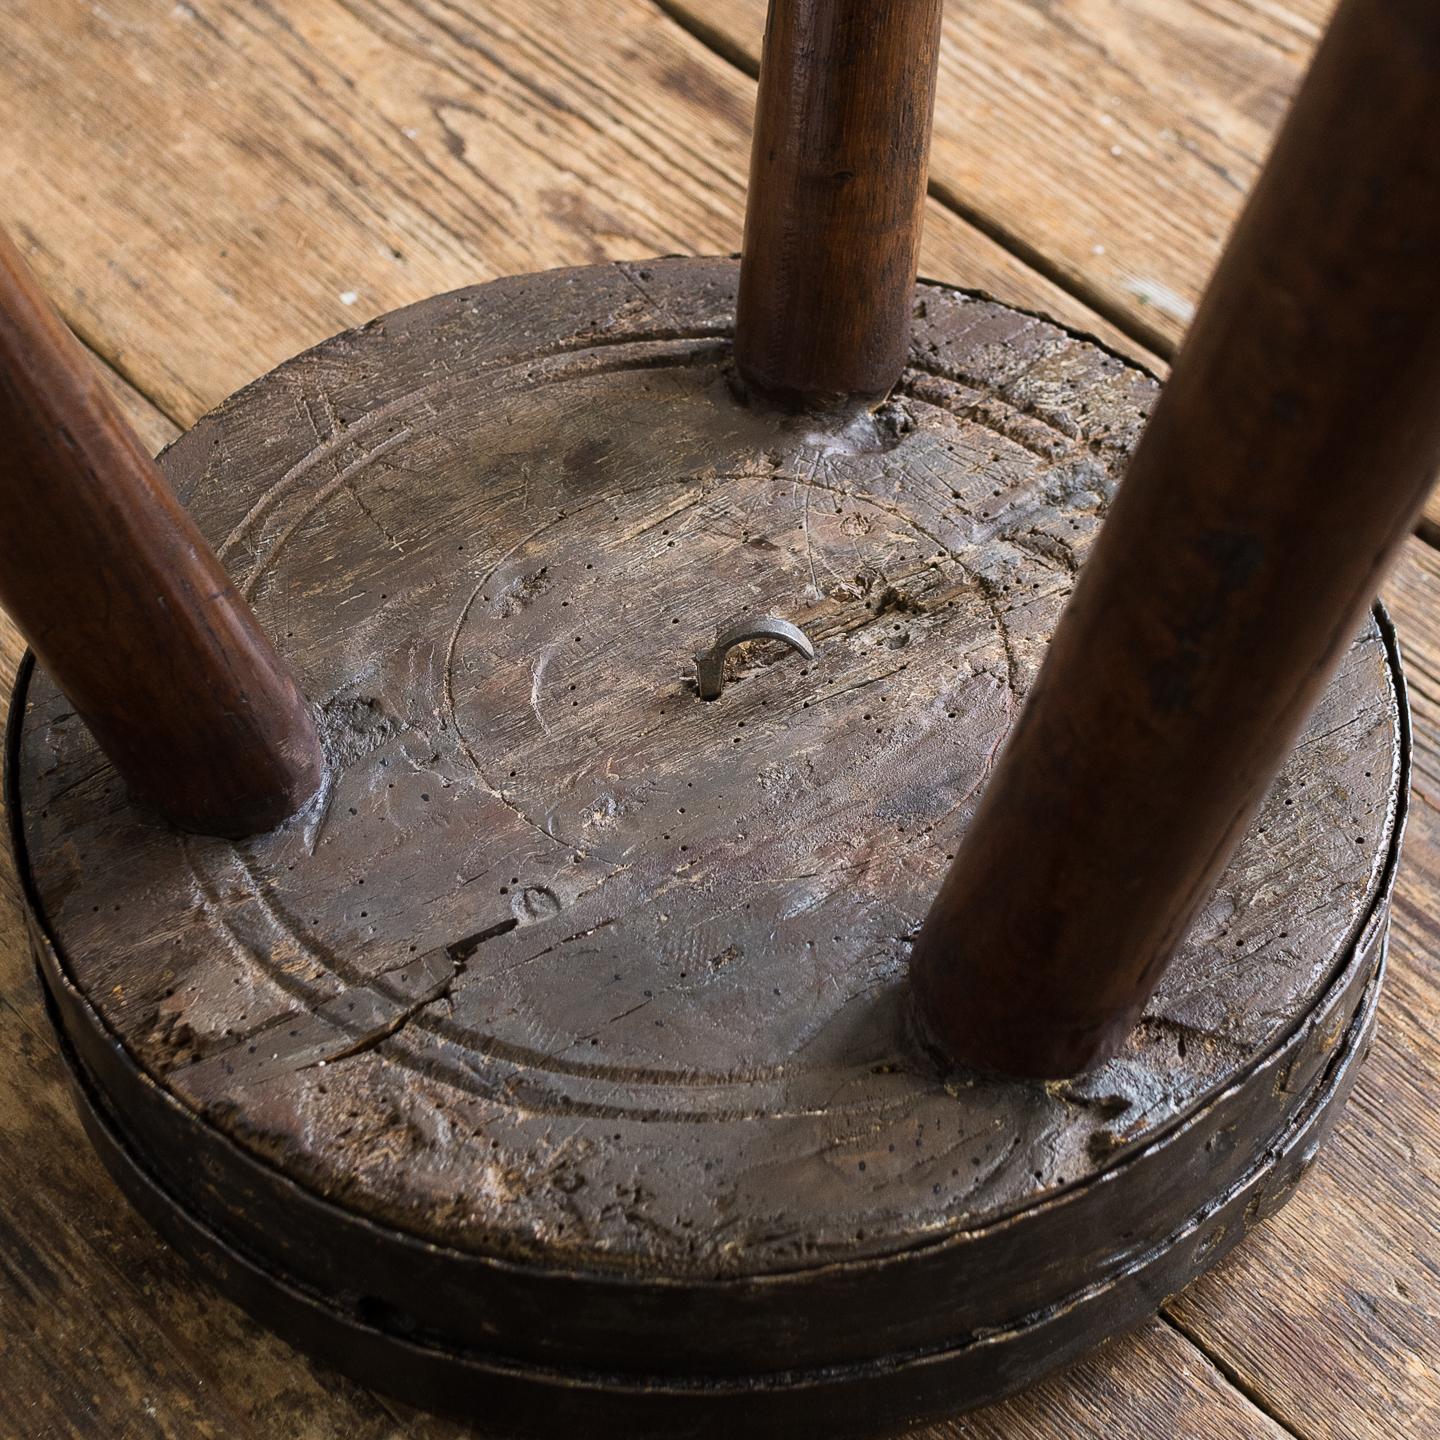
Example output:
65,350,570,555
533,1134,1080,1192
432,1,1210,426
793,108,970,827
668,0,1440,539
0,1,1434,1437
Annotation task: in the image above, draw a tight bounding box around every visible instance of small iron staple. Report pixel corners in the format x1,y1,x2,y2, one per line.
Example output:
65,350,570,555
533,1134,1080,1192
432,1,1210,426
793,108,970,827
695,616,816,700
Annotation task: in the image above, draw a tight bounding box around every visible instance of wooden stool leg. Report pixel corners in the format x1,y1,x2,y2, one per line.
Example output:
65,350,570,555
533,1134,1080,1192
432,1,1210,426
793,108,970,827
734,0,943,408
911,0,1440,1077
0,227,323,837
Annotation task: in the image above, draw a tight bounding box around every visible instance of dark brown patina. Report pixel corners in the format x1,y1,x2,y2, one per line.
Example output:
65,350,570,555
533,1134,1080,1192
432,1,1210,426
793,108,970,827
8,260,1404,1433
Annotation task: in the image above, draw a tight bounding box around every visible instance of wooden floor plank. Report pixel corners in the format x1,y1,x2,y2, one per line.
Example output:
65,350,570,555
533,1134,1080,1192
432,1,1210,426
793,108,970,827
0,0,1152,437
89,345,180,456
928,1324,1295,1440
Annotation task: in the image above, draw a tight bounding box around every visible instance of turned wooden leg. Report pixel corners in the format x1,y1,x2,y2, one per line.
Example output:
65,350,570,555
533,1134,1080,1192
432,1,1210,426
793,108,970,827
911,0,1440,1077
0,227,323,837
734,0,943,408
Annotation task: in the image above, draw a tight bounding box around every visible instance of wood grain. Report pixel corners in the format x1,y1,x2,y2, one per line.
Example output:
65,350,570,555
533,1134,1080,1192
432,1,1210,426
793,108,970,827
0,586,1300,1440
90,346,178,456
0,0,1433,1434
675,0,1440,540
675,0,1331,358
0,0,1152,436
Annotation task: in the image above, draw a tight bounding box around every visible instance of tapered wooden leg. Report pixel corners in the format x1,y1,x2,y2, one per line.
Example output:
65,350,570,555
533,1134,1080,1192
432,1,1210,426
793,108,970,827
0,227,323,837
734,0,943,409
911,0,1440,1077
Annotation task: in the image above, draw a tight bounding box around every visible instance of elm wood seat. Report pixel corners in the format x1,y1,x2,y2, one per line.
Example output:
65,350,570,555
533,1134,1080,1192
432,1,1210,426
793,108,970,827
1,0,1438,1435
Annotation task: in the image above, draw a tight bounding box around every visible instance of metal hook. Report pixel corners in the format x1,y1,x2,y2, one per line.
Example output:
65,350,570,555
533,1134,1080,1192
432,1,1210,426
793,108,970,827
695,616,816,700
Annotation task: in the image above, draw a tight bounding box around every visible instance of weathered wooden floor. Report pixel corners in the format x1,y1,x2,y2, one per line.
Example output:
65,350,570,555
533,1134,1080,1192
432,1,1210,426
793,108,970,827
0,1,1433,1436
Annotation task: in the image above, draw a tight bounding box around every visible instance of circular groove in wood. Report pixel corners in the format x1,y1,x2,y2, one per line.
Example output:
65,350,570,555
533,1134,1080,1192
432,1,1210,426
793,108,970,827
11,264,1401,1410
